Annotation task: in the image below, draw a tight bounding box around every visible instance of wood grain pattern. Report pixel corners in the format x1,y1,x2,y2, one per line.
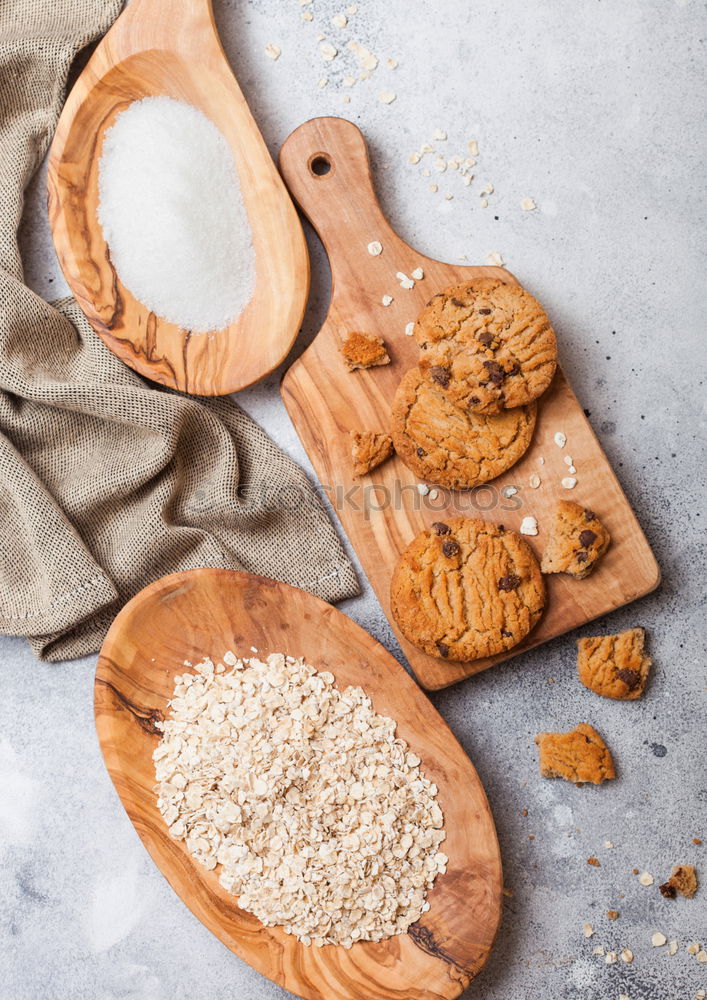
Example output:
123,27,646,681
96,568,502,1000
47,0,309,396
278,117,660,691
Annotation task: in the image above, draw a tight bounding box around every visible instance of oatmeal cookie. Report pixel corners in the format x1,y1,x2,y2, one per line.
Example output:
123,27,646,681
340,331,390,371
350,430,394,478
390,517,545,661
535,723,616,785
577,627,652,699
540,501,610,578
414,277,557,414
391,366,536,490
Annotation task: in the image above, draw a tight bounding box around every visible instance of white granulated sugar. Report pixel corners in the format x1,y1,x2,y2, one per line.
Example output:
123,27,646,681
153,653,446,948
98,97,255,333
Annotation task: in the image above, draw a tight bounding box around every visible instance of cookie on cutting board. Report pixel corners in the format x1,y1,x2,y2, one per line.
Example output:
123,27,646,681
390,517,545,662
541,501,611,579
390,366,536,490
414,277,557,415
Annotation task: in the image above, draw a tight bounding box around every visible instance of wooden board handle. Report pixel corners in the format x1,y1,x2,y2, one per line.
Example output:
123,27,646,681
279,117,406,283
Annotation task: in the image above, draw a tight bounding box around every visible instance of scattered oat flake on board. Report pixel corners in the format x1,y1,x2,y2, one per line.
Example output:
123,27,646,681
604,840,614,848
411,267,424,280
697,949,707,962
264,43,281,60
433,129,447,141
332,13,347,28
501,485,517,498
520,516,538,536
342,95,351,104
318,78,328,89
529,474,541,489
347,40,378,71
468,140,479,156
521,196,537,211
444,193,453,201
408,152,421,164
379,91,396,104
604,951,617,964
583,923,594,937
320,41,338,61
667,940,679,955
620,949,633,963
638,871,654,886
480,198,488,208
554,432,567,448
417,483,429,496
405,322,414,336
343,75,356,86
482,183,494,195
429,184,438,193
564,454,573,465
396,271,414,289
429,489,439,500
381,295,393,306
562,477,577,490
652,932,667,947
485,251,504,266
367,241,383,256
538,456,545,465
592,945,605,955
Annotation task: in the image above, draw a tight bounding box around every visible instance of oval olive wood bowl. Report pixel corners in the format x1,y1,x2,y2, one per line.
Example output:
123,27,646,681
48,0,309,395
96,568,502,999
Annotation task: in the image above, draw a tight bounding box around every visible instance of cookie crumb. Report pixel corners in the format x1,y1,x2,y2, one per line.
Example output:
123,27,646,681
607,910,619,920
340,331,390,371
350,431,394,478
535,723,615,785
587,857,601,867
660,864,698,899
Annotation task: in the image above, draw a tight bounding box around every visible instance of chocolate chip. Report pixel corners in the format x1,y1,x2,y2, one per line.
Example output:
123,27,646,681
483,360,506,386
430,365,451,388
468,396,481,407
478,331,494,347
507,361,521,376
432,522,451,535
498,574,521,591
659,881,677,899
579,529,597,547
451,297,466,307
584,509,596,521
501,628,513,637
436,641,450,658
616,668,641,690
416,447,427,458
479,308,492,315
442,539,460,557
498,525,505,532
576,551,588,563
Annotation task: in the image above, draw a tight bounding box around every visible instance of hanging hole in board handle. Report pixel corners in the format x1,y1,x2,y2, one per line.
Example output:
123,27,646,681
309,153,333,177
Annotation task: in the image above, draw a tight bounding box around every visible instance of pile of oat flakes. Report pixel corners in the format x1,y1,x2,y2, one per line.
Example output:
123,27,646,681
153,651,447,948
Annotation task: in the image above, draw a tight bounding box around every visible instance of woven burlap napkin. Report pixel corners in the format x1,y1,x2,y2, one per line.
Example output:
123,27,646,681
0,0,359,661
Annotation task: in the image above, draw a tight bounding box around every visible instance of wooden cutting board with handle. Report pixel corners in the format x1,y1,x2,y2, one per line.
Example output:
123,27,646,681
279,117,660,691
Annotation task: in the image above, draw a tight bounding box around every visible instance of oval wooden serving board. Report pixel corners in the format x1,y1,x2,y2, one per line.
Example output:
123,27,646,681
278,117,660,691
96,568,502,1000
48,0,309,396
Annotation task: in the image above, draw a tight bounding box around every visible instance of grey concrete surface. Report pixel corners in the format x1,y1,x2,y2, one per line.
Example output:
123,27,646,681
3,1,706,998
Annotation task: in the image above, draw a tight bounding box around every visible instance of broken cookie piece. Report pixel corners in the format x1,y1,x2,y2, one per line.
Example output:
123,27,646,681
659,865,699,899
350,430,394,478
535,722,616,785
340,331,390,371
540,500,610,579
577,627,652,700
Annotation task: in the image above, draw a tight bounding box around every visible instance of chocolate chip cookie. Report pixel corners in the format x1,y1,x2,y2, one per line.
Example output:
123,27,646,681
535,723,616,785
541,501,611,578
577,627,652,699
414,277,557,414
390,518,545,661
350,430,394,478
391,366,536,489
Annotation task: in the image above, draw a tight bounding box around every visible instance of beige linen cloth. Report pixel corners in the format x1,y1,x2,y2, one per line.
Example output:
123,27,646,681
0,0,359,661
